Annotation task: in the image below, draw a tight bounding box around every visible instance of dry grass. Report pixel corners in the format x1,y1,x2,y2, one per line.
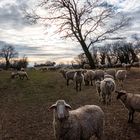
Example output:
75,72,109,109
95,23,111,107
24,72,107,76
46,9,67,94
0,68,140,140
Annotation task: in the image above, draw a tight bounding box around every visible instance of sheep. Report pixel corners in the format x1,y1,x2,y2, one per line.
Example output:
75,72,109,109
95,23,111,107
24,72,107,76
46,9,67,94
116,90,140,123
84,70,95,86
59,69,68,79
96,78,116,105
65,70,76,86
11,71,18,79
104,73,114,79
105,69,116,79
116,70,127,88
122,63,131,71
74,70,84,91
95,80,101,101
49,100,104,140
17,71,29,80
132,62,140,67
83,63,91,69
20,68,25,71
94,70,104,81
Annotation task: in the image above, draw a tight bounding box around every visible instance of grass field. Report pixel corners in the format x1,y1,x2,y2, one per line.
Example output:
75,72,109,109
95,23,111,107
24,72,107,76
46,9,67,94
0,68,140,140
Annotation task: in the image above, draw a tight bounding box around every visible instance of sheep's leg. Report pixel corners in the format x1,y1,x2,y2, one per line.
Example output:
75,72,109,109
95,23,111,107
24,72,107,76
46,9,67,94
90,79,93,86
67,79,69,86
102,93,106,105
76,81,78,92
128,110,135,123
131,110,135,123
79,82,81,91
129,110,135,123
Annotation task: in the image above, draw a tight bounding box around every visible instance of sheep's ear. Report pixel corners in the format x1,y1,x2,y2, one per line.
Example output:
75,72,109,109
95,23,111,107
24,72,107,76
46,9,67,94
48,104,57,111
65,104,72,110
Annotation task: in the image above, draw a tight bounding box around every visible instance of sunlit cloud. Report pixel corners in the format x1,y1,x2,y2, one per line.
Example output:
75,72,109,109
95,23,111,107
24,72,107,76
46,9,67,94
0,0,140,66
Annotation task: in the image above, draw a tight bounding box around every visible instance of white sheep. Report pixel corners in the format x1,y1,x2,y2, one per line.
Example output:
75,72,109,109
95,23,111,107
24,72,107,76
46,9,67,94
116,70,127,87
49,100,104,140
116,90,140,123
20,68,25,71
11,71,18,79
74,70,84,91
65,70,76,86
83,63,91,69
59,69,68,79
17,71,29,80
96,78,116,105
94,70,104,81
122,63,131,71
95,80,102,101
84,70,95,86
105,69,116,79
104,73,114,79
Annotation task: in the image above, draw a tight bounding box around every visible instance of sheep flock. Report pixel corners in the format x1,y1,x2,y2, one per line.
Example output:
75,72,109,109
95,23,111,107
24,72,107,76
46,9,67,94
1,65,140,140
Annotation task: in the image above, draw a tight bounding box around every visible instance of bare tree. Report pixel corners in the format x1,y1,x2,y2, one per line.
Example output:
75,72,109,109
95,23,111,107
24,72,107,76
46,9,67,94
0,44,18,69
26,0,129,68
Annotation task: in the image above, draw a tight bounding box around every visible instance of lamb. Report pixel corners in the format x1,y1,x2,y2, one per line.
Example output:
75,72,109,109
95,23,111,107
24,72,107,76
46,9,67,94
94,70,104,81
17,71,29,80
116,70,127,87
74,70,84,91
116,90,140,123
96,78,116,104
105,69,116,79
84,70,95,86
49,100,104,140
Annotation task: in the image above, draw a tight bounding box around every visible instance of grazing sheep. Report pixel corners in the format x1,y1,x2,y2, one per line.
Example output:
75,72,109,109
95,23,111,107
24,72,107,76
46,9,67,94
11,71,18,79
65,70,76,86
17,71,29,80
105,69,116,79
49,100,104,140
116,90,140,123
74,70,84,91
94,70,104,81
100,78,116,104
84,70,95,86
116,70,127,87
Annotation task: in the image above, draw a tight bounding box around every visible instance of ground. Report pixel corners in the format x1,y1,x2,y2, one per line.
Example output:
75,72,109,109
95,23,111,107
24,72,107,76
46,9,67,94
0,68,140,140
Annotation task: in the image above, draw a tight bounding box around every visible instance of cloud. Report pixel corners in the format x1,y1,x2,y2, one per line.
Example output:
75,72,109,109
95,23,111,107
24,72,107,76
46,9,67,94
0,0,140,65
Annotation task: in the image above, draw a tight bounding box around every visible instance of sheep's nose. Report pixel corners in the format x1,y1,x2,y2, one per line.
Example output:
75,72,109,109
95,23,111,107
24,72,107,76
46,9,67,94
58,113,65,119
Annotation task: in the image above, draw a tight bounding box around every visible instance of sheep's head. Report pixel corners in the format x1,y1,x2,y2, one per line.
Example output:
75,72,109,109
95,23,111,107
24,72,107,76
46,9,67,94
115,90,127,100
49,100,72,121
95,80,101,88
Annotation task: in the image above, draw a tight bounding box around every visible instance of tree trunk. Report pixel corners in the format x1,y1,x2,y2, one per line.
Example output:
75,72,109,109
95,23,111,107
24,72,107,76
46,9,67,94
80,41,95,69
5,59,10,70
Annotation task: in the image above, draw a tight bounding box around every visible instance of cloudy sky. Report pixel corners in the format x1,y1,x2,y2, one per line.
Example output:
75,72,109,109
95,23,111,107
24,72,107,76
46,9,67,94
0,0,140,66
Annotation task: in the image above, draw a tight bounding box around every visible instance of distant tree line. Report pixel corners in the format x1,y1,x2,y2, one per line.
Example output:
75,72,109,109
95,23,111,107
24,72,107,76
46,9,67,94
34,61,56,67
74,40,140,68
0,43,28,70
